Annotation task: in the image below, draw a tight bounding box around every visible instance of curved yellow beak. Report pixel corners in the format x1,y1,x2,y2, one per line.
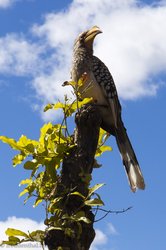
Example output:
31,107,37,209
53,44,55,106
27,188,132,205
84,26,102,49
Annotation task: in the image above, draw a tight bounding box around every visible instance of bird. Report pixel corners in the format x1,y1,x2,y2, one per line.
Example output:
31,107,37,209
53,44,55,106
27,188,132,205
71,26,145,192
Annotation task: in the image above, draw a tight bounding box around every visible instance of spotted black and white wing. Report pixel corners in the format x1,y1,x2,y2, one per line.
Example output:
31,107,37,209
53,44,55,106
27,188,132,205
92,56,121,128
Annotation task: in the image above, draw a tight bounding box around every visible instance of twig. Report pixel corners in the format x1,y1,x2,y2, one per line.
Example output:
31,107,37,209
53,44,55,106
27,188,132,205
94,206,132,222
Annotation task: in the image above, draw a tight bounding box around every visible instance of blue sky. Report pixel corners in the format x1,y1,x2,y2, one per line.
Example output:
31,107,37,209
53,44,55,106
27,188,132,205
0,0,166,249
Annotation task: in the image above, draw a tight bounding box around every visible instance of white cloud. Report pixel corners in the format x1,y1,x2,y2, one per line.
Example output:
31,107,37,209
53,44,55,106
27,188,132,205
0,217,47,250
90,223,118,250
90,229,108,250
0,218,111,250
0,0,15,8
31,0,166,105
108,222,118,235
0,0,166,119
0,34,44,76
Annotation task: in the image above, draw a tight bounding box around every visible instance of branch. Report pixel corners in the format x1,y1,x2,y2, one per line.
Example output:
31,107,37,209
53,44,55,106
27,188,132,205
94,206,132,222
45,104,102,250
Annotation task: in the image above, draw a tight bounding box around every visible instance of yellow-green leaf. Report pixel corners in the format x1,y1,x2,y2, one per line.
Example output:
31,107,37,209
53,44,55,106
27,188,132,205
3,236,20,246
78,97,93,107
19,188,29,197
0,136,22,151
72,211,91,224
19,179,32,186
71,97,93,111
29,230,44,241
39,122,54,145
96,145,112,157
24,160,38,170
100,145,112,152
76,216,91,223
88,183,105,198
62,80,78,89
98,128,108,144
33,198,43,207
12,153,26,167
17,135,29,147
69,192,85,200
44,103,54,112
84,198,104,207
53,102,65,110
5,228,28,238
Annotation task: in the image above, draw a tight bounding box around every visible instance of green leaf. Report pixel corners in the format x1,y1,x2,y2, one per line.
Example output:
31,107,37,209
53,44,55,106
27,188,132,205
33,198,43,207
63,80,77,88
96,129,112,156
71,97,93,112
29,230,45,241
17,135,30,147
39,122,54,145
98,128,106,144
5,228,28,238
44,103,54,112
24,160,38,170
73,211,85,218
88,183,105,198
69,191,85,200
19,188,29,197
47,226,63,232
17,135,37,153
53,102,65,110
76,216,91,223
73,211,91,224
3,236,20,246
78,97,93,107
98,128,110,144
84,198,104,207
45,163,57,181
19,179,32,186
19,180,36,201
0,136,22,151
95,145,112,157
77,76,84,87
100,145,112,152
12,153,26,167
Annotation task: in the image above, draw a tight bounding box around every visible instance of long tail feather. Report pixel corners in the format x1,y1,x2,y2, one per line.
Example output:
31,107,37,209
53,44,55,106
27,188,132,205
115,122,145,192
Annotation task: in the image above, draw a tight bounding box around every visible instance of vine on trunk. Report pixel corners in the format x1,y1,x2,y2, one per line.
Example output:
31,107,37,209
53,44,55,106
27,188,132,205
0,78,112,249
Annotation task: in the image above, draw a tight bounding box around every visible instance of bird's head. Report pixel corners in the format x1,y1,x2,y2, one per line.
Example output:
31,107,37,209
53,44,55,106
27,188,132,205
74,26,102,53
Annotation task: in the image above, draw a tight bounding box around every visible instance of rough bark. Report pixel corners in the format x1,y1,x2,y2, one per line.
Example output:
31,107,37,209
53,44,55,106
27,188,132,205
45,104,102,250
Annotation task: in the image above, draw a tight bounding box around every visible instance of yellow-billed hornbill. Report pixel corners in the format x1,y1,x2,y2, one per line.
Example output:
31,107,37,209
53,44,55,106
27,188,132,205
71,26,145,192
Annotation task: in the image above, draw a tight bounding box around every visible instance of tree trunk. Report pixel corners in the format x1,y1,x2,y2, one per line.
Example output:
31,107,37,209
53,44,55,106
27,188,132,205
45,104,102,250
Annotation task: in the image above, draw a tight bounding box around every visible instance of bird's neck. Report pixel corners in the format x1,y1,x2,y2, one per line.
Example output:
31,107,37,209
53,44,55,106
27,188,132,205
72,45,93,82
74,44,93,58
